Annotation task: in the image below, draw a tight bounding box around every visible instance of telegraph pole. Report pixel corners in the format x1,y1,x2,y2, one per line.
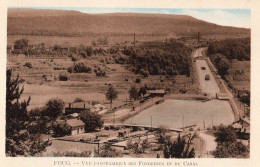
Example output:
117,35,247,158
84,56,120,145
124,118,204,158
198,32,200,44
151,116,152,128
182,114,184,128
134,33,136,47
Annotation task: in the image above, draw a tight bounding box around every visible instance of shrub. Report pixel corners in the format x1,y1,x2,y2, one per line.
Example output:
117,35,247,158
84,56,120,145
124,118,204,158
58,73,68,81
140,69,149,77
24,62,32,68
68,63,92,73
135,78,141,83
74,97,84,103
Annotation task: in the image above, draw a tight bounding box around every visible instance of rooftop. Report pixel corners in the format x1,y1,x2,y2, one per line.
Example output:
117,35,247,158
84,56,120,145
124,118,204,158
66,119,85,127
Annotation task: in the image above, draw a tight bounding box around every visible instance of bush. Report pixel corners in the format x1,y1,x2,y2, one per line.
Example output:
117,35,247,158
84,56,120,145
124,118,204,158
59,73,68,81
140,69,149,77
68,63,92,73
24,62,32,68
135,78,141,83
74,97,84,103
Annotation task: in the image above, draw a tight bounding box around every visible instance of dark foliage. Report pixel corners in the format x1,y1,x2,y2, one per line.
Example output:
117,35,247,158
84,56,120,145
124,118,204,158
53,122,72,137
163,134,195,158
79,109,103,132
41,98,65,121
123,39,192,77
68,62,92,73
58,73,68,81
212,125,249,158
207,38,250,61
6,69,50,156
105,85,118,112
129,86,139,100
14,38,28,49
97,143,121,157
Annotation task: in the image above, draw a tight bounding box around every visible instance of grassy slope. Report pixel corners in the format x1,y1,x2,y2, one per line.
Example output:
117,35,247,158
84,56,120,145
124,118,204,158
8,9,250,38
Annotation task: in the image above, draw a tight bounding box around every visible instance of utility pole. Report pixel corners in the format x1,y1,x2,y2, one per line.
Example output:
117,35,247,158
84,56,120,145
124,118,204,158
198,32,200,44
151,116,152,128
113,111,115,124
212,112,214,128
183,114,184,128
134,33,136,47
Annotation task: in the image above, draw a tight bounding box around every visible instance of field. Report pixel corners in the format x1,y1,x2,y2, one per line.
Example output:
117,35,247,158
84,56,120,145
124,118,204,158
7,49,195,112
124,100,235,129
8,35,167,47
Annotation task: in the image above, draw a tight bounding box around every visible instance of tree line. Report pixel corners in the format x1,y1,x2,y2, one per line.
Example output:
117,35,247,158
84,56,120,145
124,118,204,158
122,39,192,77
207,38,250,61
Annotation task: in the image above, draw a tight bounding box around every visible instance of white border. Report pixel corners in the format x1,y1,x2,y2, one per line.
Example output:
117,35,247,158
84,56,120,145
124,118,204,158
1,0,259,167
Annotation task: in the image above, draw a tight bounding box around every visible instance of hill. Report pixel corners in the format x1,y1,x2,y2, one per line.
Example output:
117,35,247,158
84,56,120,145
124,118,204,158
8,9,250,38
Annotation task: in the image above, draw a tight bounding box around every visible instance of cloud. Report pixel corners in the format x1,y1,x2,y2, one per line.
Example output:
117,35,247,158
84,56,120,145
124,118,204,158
181,9,250,28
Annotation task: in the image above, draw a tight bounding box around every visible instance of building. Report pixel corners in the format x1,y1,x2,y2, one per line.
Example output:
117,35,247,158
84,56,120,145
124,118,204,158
66,119,85,135
65,102,90,115
147,89,166,97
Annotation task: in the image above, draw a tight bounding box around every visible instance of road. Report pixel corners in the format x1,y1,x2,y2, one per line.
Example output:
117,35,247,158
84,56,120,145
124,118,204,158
199,131,217,158
193,48,220,98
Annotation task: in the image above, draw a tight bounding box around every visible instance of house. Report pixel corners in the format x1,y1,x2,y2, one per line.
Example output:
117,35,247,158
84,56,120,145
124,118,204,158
66,119,85,135
65,102,90,115
231,117,250,140
147,89,166,97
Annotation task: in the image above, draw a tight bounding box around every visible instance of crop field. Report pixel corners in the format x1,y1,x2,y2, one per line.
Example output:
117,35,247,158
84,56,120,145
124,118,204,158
124,99,235,129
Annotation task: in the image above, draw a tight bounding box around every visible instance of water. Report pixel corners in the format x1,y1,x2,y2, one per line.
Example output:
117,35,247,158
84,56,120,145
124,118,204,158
125,99,235,129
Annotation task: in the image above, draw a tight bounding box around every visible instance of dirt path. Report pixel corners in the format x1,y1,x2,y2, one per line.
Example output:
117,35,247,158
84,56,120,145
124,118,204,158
199,131,217,158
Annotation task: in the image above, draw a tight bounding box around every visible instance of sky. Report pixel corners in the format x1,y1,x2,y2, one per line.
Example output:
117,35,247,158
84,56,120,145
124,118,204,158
14,7,251,28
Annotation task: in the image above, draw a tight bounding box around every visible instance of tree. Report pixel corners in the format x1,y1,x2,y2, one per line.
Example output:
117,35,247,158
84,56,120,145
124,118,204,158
212,141,249,158
14,38,28,49
79,109,103,132
53,122,72,137
212,125,249,158
41,98,65,121
6,69,50,156
138,86,147,98
163,134,195,158
105,85,118,112
129,85,138,100
97,143,121,157
214,125,237,143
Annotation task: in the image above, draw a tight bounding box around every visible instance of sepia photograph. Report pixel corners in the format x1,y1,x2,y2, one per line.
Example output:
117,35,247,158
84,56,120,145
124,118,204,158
4,3,252,161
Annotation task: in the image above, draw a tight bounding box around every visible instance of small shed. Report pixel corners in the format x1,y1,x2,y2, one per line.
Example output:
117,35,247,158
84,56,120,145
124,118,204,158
66,119,85,135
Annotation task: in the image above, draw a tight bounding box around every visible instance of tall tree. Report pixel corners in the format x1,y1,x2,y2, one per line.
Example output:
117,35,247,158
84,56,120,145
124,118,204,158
6,69,50,156
41,98,65,121
163,134,195,158
105,85,118,112
129,85,138,100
